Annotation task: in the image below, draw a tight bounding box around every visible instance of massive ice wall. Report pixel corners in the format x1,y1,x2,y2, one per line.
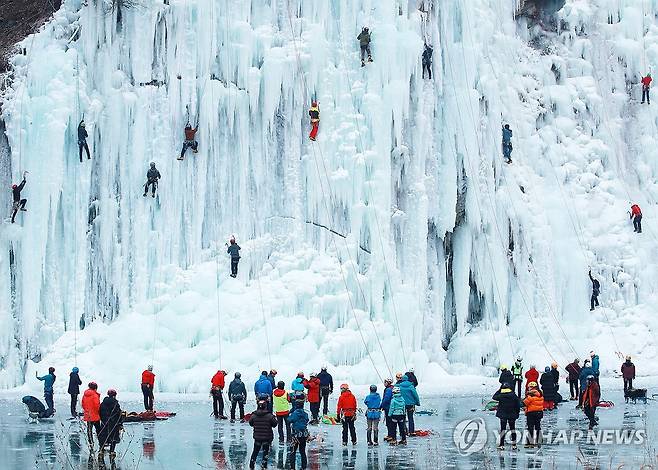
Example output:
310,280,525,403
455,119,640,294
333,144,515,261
1,0,657,391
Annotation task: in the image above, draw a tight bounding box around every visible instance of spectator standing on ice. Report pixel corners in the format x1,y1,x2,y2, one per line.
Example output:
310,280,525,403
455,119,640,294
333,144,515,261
248,396,277,469
141,365,155,411
36,367,56,414
82,382,101,448
582,375,600,430
399,374,420,435
68,367,82,418
565,358,581,400
317,366,333,416
511,358,524,397
272,381,291,442
211,369,227,419
492,382,521,450
364,385,382,446
621,356,635,392
641,73,652,104
589,270,600,311
228,372,247,422
523,382,544,448
336,383,357,446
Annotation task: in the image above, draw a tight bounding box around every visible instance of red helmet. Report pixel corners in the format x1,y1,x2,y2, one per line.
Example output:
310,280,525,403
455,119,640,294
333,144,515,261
311,101,317,107
11,184,17,189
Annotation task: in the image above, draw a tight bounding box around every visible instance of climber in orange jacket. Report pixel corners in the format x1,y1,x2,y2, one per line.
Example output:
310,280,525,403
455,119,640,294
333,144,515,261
211,370,227,419
309,102,320,141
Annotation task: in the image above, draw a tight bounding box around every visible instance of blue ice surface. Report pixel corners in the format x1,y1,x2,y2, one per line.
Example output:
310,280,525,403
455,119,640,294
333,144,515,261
0,389,655,469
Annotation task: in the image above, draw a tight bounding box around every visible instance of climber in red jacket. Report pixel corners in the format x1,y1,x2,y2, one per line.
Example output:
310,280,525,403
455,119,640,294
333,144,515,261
309,102,320,141
525,365,539,392
211,370,227,418
630,204,642,233
641,74,652,105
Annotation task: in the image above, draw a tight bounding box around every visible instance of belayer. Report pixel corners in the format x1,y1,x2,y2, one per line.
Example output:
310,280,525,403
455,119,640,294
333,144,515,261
78,120,91,162
641,73,652,105
11,171,28,224
36,367,56,415
357,27,373,67
141,365,155,411
309,101,320,141
621,355,635,393
98,389,123,458
422,44,433,79
68,367,82,418
502,124,513,163
227,236,241,278
211,369,227,419
143,162,161,198
178,123,199,160
588,270,600,311
630,203,642,233
511,357,523,397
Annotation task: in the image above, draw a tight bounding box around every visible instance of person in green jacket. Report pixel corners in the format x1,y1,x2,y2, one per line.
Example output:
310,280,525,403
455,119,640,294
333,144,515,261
357,27,373,67
388,387,407,445
511,357,524,397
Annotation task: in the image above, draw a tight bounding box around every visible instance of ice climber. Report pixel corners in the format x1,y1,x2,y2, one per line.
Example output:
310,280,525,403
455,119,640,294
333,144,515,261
318,366,333,415
227,237,241,278
228,372,247,422
248,395,277,470
565,358,581,401
309,101,320,141
272,381,291,442
82,382,101,448
178,123,198,160
141,365,155,411
288,397,309,469
422,43,433,79
630,203,642,233
502,124,513,163
36,367,56,414
357,27,373,67
621,356,635,393
588,270,600,311
364,385,382,446
11,172,27,224
492,382,521,450
511,357,523,397
254,371,273,412
523,382,544,447
211,369,227,419
291,373,305,392
78,120,91,162
641,73,652,104
98,389,123,458
582,375,600,430
143,162,161,198
68,367,82,418
337,383,357,446
590,350,600,382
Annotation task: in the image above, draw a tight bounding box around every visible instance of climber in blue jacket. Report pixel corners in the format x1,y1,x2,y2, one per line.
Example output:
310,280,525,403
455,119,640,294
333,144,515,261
254,372,273,400
502,124,513,163
398,375,420,435
36,367,56,414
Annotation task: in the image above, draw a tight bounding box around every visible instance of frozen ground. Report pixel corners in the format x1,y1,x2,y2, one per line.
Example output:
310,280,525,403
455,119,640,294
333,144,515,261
1,390,657,469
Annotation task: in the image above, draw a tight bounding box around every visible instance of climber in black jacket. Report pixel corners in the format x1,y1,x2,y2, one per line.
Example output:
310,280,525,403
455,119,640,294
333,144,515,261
143,162,161,198
78,120,91,162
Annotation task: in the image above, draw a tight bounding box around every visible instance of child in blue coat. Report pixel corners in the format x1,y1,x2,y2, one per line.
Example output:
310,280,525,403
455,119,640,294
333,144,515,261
364,385,382,445
288,400,310,470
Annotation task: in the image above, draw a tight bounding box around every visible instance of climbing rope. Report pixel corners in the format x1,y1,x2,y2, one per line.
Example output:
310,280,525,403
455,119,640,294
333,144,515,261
285,2,390,381
457,0,580,362
440,8,568,367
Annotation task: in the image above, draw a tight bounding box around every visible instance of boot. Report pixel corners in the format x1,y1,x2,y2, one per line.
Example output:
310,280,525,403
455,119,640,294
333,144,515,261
143,193,147,197
368,55,373,62
361,60,365,67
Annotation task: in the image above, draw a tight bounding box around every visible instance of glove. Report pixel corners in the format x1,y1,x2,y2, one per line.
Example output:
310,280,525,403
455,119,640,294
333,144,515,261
335,415,342,423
